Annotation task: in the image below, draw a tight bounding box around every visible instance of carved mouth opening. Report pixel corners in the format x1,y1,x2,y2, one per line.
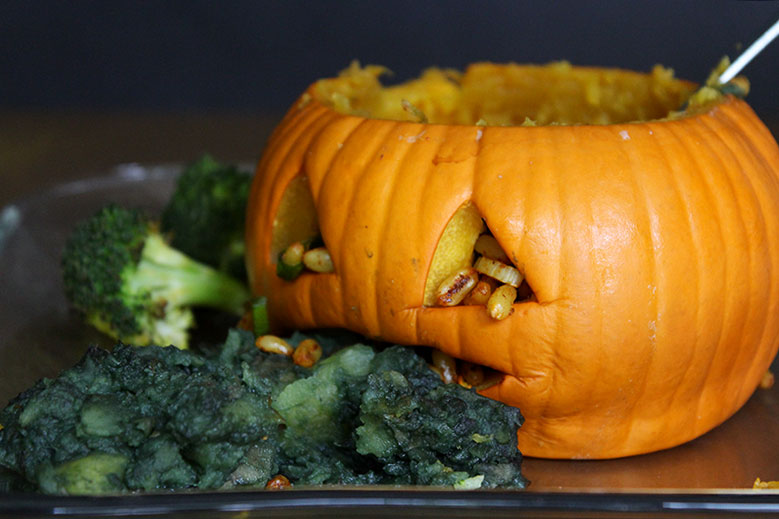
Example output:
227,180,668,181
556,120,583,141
421,346,505,391
424,202,536,320
269,181,521,388
270,177,537,317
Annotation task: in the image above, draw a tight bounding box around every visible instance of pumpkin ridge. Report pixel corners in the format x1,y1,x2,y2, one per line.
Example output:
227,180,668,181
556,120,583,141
263,105,355,324
534,127,568,432
666,119,740,438
667,114,762,440
691,112,776,416
252,102,329,196
296,111,357,206
304,111,367,202
584,132,609,442
606,124,659,448
702,107,779,405
667,123,720,439
333,119,403,334
264,105,336,209
372,121,422,338
526,127,563,303
313,115,387,265
418,126,467,309
721,98,779,167
636,121,700,438
688,113,764,420
264,102,335,184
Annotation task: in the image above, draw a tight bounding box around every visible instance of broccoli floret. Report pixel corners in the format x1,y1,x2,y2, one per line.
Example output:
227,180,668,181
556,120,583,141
61,204,250,349
161,155,252,281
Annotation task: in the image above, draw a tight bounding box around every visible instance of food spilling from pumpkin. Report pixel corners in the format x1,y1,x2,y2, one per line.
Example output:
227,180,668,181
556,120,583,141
246,60,779,459
277,208,535,321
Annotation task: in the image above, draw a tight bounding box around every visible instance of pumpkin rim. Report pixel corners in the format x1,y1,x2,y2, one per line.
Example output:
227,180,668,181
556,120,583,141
300,85,748,131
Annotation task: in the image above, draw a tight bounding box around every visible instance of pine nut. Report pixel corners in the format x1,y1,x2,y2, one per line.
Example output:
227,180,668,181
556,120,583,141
462,279,493,306
281,242,305,266
255,335,294,356
265,474,292,490
293,338,323,368
303,247,334,273
435,267,479,306
474,256,522,287
487,284,516,320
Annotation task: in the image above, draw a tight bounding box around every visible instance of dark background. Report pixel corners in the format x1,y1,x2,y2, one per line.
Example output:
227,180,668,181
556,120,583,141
2,0,778,118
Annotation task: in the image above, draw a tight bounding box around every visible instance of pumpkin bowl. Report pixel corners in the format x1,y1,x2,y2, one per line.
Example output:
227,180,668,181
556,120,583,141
246,62,779,459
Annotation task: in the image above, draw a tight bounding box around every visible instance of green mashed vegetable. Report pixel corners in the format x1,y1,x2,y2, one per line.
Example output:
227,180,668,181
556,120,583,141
0,329,527,494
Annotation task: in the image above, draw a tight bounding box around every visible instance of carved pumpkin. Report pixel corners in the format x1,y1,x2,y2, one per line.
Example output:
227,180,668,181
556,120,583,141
245,62,779,459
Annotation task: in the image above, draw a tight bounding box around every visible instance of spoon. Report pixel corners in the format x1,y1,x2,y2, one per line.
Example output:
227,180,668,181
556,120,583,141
718,17,779,84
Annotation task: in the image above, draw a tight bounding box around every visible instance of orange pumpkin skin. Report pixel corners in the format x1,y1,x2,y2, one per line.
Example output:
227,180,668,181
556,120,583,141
246,69,779,459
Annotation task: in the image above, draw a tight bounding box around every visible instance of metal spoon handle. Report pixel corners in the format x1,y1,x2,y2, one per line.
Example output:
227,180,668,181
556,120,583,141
718,17,779,83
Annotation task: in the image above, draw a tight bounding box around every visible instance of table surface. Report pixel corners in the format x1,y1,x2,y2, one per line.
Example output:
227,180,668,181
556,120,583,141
0,110,281,207
1,110,778,496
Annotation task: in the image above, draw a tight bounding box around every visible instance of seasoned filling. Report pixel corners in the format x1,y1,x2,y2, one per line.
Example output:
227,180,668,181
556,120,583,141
313,61,699,126
433,225,536,321
277,239,334,280
427,348,504,391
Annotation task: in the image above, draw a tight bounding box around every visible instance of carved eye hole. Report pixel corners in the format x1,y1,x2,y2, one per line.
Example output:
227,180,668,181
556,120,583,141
271,176,333,279
271,176,318,259
425,201,535,318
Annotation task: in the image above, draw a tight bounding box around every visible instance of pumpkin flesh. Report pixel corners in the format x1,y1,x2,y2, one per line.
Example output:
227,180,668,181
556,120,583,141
246,62,779,459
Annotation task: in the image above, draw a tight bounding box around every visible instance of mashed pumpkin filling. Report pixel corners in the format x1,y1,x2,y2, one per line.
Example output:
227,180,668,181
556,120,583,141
313,61,710,126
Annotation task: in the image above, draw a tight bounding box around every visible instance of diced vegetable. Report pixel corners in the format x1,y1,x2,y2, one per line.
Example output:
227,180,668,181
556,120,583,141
436,267,479,306
474,256,522,287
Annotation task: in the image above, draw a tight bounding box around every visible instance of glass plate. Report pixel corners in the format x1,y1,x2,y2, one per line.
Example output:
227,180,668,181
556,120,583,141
1,164,777,518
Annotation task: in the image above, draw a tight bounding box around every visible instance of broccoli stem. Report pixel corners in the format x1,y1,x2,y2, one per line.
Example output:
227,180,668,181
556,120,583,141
131,234,249,315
